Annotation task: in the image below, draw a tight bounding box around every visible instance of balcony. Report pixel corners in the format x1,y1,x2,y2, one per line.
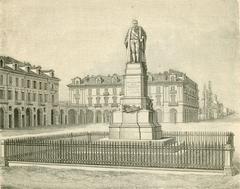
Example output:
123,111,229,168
111,103,118,107
38,101,46,106
0,99,8,104
27,101,33,106
52,102,59,107
15,100,22,105
168,102,178,106
103,91,109,96
94,103,102,108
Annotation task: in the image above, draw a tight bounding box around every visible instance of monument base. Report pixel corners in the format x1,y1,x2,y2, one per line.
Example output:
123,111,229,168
109,109,162,140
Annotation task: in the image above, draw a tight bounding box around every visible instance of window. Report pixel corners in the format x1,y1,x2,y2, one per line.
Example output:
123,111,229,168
112,96,117,104
170,86,175,91
156,86,161,94
96,88,100,95
88,97,92,106
96,96,100,104
156,95,161,106
0,75,3,85
170,94,176,103
9,76,12,86
33,81,37,89
44,83,47,90
27,92,31,102
0,59,3,67
113,87,117,95
14,64,18,70
170,76,175,81
104,97,109,105
39,82,42,90
44,94,48,102
88,88,92,96
0,90,4,99
27,80,31,88
52,95,54,103
21,79,24,87
7,90,12,100
96,77,102,84
39,94,43,103
15,91,18,100
15,78,19,87
21,92,25,100
103,88,109,96
51,84,54,90
33,93,36,102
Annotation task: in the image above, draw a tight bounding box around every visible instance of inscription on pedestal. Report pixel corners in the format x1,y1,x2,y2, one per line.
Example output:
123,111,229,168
125,76,141,96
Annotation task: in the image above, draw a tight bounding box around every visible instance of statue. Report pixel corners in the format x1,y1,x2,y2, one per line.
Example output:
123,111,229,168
124,19,147,63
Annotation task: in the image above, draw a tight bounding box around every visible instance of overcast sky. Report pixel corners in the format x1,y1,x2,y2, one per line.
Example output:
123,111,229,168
1,0,239,112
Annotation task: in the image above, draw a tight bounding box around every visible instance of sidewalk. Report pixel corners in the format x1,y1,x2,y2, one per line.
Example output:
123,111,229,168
0,123,108,139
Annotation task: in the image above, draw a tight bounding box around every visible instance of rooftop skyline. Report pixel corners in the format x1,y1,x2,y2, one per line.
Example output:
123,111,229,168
1,0,239,112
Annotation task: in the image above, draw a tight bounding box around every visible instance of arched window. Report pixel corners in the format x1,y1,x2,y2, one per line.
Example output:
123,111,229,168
170,108,177,123
96,77,102,84
0,59,4,67
148,74,153,82
68,109,77,125
112,75,119,83
170,75,175,81
95,110,102,123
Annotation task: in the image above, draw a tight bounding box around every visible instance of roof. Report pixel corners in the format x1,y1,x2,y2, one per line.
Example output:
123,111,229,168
0,56,60,81
68,69,197,87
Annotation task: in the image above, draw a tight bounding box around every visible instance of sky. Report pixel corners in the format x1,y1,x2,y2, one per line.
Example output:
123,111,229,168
0,0,239,112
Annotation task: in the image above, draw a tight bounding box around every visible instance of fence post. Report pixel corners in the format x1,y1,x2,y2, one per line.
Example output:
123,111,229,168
224,144,234,176
1,140,9,167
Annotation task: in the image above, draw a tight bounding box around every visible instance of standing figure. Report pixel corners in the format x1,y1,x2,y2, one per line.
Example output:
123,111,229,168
124,19,147,63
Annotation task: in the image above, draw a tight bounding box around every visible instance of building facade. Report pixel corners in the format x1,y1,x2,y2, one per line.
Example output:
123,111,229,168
65,69,199,124
0,56,60,129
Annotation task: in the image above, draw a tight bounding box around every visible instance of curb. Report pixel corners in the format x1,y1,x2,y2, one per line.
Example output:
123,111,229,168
8,161,224,176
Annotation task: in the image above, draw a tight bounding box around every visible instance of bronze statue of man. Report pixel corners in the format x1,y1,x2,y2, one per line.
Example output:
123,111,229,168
124,19,147,63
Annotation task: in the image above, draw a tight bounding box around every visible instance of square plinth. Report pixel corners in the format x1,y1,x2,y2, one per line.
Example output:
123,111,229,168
109,109,162,140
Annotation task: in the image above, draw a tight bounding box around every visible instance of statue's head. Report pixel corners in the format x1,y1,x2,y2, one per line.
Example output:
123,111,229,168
132,19,138,27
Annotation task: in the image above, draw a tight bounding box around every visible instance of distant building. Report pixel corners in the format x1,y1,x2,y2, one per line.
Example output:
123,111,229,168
63,69,199,124
0,56,60,129
199,81,233,120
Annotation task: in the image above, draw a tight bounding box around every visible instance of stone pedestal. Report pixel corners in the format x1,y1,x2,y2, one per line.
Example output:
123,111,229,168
109,62,162,140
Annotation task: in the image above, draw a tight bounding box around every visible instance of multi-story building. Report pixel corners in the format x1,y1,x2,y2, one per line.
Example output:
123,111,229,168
0,56,60,129
64,69,199,124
